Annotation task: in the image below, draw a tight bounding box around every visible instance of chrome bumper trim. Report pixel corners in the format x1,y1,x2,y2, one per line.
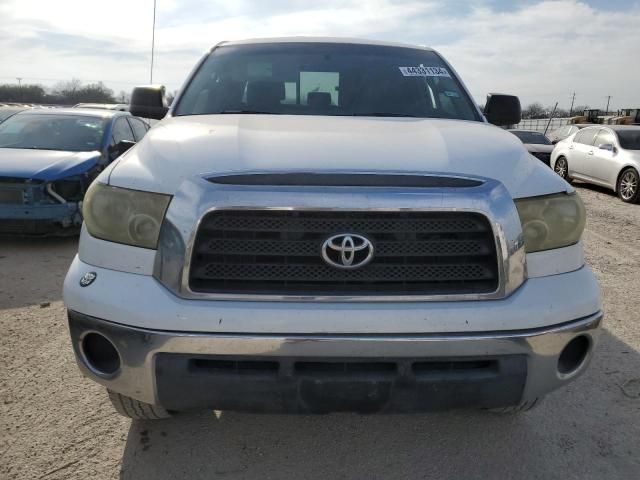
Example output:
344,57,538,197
68,310,602,406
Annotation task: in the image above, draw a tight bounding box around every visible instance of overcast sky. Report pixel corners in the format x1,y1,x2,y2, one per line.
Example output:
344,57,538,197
0,0,638,110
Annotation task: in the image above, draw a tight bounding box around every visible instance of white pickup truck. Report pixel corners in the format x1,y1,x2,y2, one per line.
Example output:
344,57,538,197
63,38,602,419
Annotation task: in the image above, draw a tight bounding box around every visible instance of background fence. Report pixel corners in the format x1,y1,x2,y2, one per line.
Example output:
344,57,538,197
512,118,571,133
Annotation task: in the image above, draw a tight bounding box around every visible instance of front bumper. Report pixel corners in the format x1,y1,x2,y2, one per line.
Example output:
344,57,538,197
0,202,81,235
68,310,602,413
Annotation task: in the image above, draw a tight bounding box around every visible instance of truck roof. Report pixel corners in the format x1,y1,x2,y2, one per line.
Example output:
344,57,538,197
215,37,434,52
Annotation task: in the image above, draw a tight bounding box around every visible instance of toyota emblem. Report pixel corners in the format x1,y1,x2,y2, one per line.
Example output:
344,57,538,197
321,234,374,269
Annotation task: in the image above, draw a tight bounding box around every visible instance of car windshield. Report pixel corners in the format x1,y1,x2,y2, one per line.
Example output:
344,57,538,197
0,114,107,151
174,42,481,121
510,131,551,145
0,108,23,123
616,129,640,150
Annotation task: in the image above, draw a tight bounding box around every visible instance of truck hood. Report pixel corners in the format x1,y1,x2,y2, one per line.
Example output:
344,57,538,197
0,148,100,181
108,115,568,198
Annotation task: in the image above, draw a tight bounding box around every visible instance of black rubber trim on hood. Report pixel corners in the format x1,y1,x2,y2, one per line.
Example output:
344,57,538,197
207,173,484,188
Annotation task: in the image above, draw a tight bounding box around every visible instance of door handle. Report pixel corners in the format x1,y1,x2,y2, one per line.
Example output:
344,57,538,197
588,151,594,155
569,145,574,150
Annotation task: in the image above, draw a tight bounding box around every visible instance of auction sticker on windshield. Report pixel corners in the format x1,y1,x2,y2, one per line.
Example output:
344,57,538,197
399,66,451,77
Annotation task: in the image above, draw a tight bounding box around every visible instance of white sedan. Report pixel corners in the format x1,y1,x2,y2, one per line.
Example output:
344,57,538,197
551,125,640,203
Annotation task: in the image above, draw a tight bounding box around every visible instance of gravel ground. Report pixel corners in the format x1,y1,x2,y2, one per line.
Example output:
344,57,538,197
1,183,639,480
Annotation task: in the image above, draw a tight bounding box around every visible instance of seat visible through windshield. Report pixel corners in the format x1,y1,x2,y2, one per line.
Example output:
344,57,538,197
174,42,481,121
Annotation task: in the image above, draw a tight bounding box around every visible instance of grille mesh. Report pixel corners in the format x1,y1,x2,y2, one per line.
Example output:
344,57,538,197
0,188,24,204
189,210,499,296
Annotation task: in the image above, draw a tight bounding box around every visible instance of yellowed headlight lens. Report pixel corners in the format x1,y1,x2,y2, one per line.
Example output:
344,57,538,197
83,182,171,249
515,193,586,253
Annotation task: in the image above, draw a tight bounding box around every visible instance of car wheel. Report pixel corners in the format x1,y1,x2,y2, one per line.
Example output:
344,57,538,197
617,168,640,203
554,156,570,181
108,390,173,420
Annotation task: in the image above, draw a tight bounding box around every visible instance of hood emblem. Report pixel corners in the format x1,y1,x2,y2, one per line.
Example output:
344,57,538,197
79,272,97,287
321,234,374,269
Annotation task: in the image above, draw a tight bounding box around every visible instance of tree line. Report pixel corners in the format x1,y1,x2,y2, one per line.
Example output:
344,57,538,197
1,81,593,117
0,79,125,105
521,102,591,119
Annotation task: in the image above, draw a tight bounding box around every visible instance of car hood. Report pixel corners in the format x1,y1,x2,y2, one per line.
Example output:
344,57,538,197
523,143,554,154
108,115,569,198
0,148,100,181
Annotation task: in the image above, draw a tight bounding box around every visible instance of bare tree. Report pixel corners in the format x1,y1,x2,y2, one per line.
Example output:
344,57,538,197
52,78,83,98
521,102,546,119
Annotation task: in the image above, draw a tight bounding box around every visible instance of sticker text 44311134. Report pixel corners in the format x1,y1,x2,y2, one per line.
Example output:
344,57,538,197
399,66,451,78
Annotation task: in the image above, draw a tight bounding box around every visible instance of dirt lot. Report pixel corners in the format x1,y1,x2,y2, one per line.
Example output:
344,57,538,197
1,183,639,480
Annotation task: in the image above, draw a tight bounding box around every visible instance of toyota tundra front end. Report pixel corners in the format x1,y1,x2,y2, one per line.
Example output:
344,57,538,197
63,38,602,419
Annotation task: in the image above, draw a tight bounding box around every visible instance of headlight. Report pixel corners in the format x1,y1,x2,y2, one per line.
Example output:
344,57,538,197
83,182,171,249
515,193,586,253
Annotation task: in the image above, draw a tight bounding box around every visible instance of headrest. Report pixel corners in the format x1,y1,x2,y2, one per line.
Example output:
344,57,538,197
307,92,332,108
246,81,285,108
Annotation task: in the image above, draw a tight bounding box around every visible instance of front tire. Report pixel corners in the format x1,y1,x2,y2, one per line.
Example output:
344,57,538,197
108,390,172,420
488,397,543,414
617,168,640,203
554,156,570,181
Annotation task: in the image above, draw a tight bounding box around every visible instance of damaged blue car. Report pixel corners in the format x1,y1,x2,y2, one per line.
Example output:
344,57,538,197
0,108,149,235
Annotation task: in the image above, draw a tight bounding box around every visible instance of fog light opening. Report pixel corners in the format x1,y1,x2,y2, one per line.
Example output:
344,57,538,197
558,335,590,375
81,332,121,376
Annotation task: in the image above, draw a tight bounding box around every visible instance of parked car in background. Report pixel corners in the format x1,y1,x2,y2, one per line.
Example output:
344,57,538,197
0,106,29,124
547,124,594,144
0,109,150,234
74,103,129,111
551,125,640,203
508,129,554,166
64,38,601,420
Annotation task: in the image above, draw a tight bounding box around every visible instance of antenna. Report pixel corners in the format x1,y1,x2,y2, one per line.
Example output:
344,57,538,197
150,0,156,84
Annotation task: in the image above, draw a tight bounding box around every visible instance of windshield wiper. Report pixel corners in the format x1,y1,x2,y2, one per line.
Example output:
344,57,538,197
349,112,420,118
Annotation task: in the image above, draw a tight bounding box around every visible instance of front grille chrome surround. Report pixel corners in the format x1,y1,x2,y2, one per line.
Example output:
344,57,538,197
153,171,527,302
188,210,500,296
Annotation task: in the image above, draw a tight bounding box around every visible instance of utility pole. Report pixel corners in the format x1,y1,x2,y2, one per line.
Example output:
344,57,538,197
150,0,156,84
605,95,612,115
544,102,558,136
16,77,22,102
569,92,576,116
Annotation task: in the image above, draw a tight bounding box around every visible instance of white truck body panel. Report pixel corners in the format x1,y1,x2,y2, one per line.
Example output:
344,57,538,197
108,115,569,198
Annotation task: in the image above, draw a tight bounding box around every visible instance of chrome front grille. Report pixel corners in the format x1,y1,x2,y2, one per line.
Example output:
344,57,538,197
188,210,499,296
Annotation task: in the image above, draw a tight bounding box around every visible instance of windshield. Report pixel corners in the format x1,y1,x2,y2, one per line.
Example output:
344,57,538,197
0,108,23,123
0,114,107,151
510,130,551,145
174,43,481,121
617,129,640,150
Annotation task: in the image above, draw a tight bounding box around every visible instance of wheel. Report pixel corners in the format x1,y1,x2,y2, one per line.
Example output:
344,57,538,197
107,390,172,420
553,156,570,181
487,397,543,414
617,168,640,203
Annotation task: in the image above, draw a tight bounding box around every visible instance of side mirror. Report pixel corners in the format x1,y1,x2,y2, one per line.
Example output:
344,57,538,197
130,85,168,120
484,93,521,126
